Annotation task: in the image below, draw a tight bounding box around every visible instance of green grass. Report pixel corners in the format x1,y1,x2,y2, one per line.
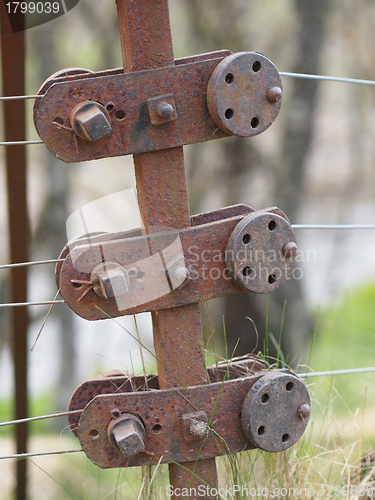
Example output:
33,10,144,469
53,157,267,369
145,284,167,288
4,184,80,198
2,283,375,499
308,282,375,415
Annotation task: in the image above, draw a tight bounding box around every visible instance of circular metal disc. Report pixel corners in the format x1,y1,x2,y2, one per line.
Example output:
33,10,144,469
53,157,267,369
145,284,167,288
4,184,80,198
226,210,297,293
241,371,311,453
207,52,282,137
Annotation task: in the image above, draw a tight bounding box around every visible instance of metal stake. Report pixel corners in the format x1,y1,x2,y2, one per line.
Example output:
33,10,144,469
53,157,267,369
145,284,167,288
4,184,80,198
0,4,29,500
116,0,218,497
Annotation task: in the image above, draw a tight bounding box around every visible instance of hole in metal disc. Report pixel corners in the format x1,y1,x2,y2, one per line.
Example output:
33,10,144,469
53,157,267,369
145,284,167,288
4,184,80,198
152,424,162,433
251,117,260,128
89,429,99,439
282,433,290,443
242,233,251,244
268,274,276,285
115,109,125,120
268,220,276,231
286,381,294,391
261,393,270,404
53,116,64,125
128,269,136,278
252,61,261,72
106,102,115,113
243,267,252,278
136,271,145,280
225,73,234,84
225,108,234,119
258,425,265,436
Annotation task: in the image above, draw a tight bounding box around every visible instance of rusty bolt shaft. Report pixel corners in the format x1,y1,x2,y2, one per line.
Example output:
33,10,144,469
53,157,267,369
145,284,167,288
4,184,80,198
283,241,298,258
267,86,283,103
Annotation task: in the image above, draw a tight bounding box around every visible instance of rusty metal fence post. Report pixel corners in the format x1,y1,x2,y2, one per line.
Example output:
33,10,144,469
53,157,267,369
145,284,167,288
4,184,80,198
116,0,219,496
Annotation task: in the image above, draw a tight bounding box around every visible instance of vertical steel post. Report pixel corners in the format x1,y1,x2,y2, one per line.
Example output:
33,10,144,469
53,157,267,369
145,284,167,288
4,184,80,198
116,1,218,497
0,5,29,500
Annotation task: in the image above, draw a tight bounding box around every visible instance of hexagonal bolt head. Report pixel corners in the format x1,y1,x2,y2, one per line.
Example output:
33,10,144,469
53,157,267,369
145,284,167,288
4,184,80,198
90,262,128,300
107,413,146,458
70,101,112,141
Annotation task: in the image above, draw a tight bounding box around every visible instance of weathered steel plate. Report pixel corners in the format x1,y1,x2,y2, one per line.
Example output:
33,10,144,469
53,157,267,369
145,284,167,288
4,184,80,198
67,358,265,436
76,369,309,468
207,52,282,137
57,206,294,320
35,56,230,162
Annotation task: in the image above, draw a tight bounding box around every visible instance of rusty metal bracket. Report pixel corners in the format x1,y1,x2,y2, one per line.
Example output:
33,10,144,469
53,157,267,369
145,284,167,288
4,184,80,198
75,369,310,469
56,205,296,320
34,51,282,163
67,358,266,436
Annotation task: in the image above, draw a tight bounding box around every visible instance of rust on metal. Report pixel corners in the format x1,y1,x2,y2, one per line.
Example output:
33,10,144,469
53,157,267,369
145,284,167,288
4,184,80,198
207,52,282,137
34,50,283,163
241,371,310,452
70,101,112,142
225,210,297,293
35,56,229,162
75,368,309,468
56,207,296,320
67,358,265,435
116,0,219,493
147,93,178,125
107,413,146,458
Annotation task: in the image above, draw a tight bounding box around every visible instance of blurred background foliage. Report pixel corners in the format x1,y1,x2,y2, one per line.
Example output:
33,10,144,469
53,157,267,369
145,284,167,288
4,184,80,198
1,0,375,497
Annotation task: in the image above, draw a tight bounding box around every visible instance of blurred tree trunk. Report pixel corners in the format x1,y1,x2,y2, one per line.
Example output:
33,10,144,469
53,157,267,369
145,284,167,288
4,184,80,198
32,31,76,412
186,0,329,364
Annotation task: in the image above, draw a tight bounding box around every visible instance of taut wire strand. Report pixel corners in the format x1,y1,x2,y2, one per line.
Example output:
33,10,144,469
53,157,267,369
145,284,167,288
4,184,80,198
0,300,65,308
280,72,375,86
0,409,83,428
0,259,64,270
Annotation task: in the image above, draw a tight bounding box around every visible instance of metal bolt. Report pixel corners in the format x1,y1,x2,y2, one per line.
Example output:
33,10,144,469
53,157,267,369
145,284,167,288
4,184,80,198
90,262,128,300
189,419,208,440
70,101,112,141
107,413,146,458
267,86,283,104
297,403,311,420
282,241,297,258
157,101,175,120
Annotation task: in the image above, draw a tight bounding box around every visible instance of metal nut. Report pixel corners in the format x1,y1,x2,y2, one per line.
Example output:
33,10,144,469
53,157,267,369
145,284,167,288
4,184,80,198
70,101,112,141
107,413,146,458
90,262,128,300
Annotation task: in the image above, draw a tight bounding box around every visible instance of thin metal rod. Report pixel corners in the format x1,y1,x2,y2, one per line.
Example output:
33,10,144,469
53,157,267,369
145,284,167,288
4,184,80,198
292,224,375,229
0,259,63,270
0,409,82,428
0,300,65,308
280,71,375,86
299,367,375,378
0,95,42,100
0,140,43,146
0,449,83,461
